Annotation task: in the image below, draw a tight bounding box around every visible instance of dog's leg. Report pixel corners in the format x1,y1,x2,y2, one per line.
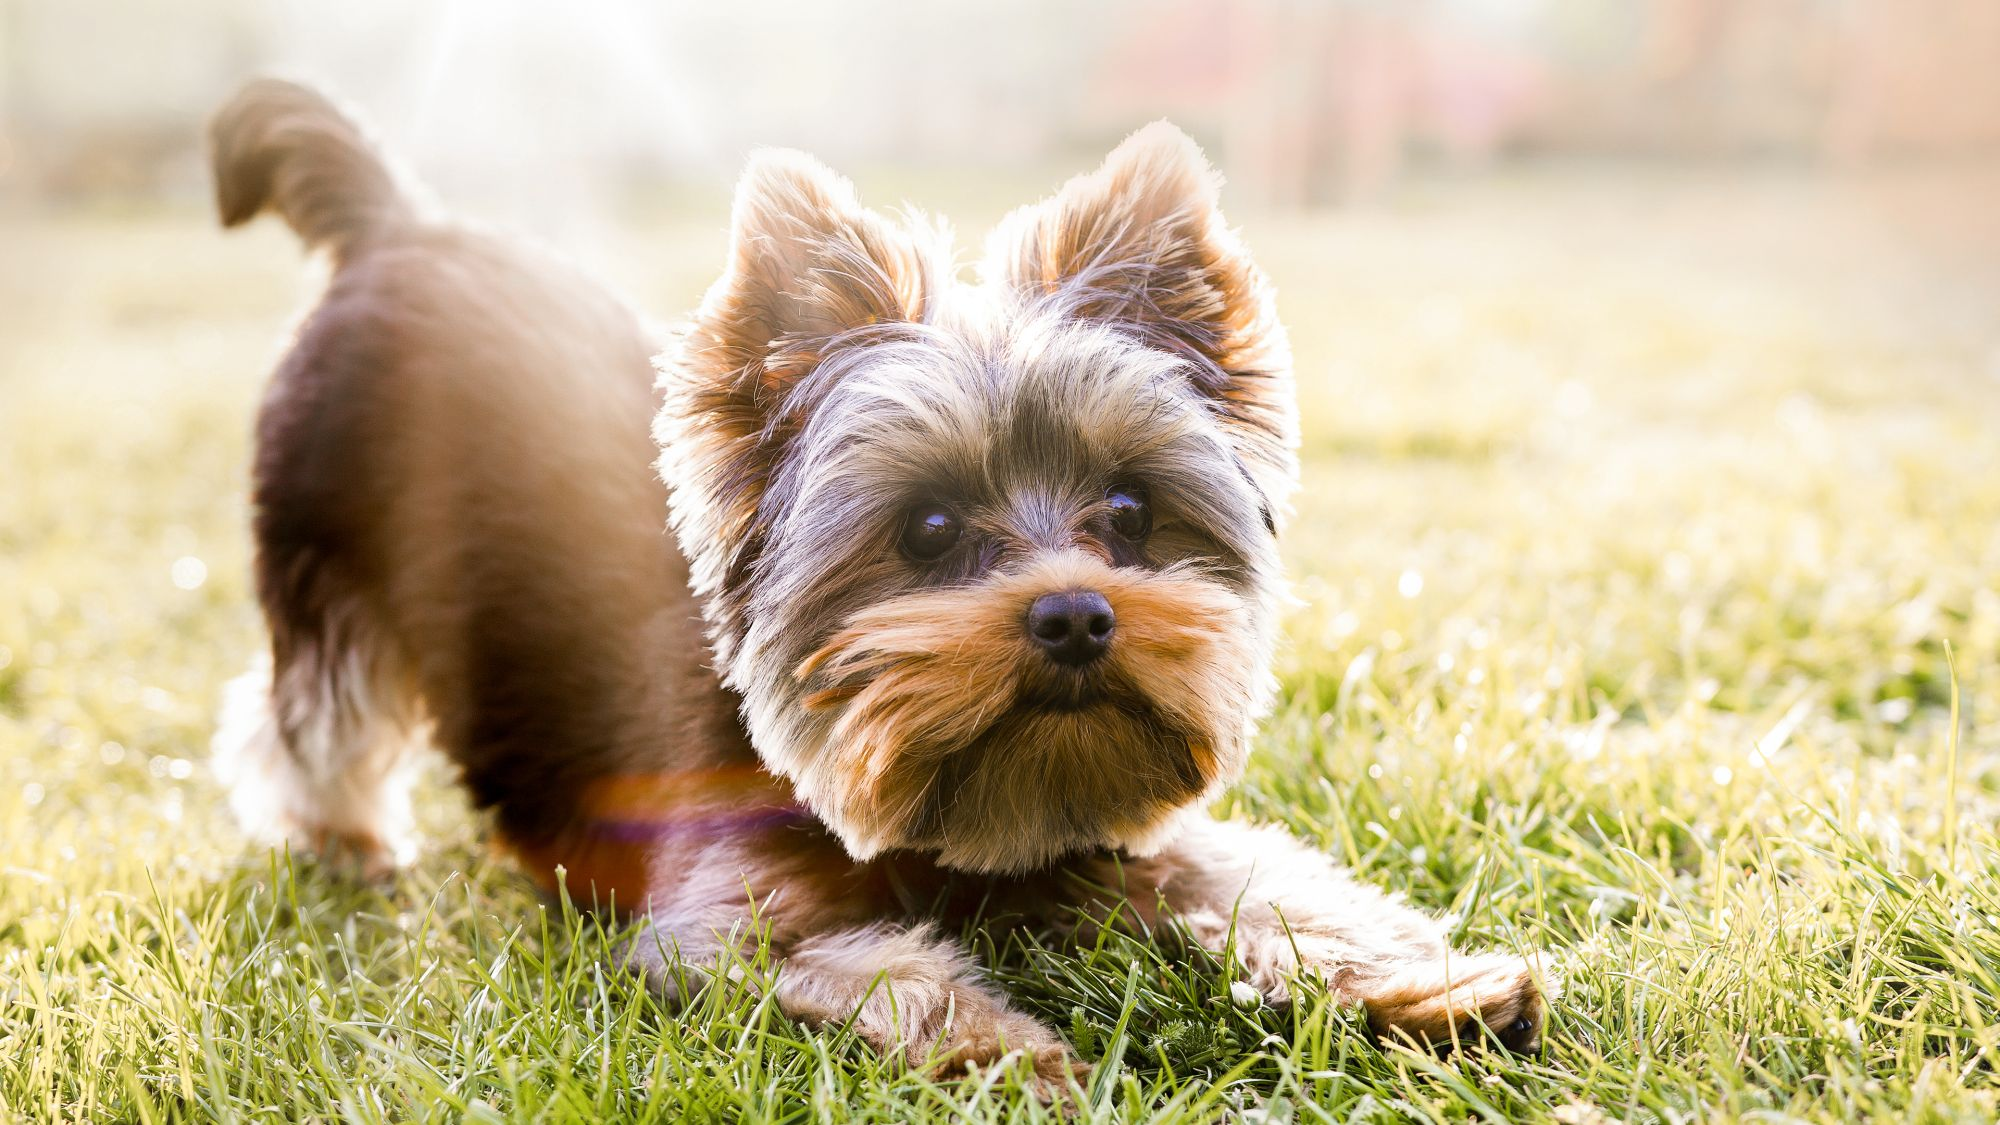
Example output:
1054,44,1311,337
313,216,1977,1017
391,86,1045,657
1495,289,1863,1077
214,582,423,877
619,836,1081,1086
774,922,1082,1084
1072,817,1550,1052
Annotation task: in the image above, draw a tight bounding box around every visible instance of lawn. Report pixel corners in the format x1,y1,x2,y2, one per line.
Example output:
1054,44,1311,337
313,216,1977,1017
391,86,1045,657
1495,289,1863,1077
3,166,1999,1122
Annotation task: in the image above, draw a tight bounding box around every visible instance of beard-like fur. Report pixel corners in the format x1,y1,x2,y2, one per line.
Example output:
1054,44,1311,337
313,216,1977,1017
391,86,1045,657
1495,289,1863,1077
791,551,1270,871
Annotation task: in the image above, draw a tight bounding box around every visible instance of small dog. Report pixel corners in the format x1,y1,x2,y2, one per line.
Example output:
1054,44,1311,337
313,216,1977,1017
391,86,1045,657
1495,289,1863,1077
211,78,1546,1083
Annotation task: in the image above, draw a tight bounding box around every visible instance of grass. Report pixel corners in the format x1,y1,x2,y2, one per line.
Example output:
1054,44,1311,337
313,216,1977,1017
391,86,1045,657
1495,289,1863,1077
3,166,2000,1121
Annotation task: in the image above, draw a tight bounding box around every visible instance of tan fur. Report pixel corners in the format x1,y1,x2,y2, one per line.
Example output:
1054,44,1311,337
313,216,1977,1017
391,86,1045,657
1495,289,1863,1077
215,80,1547,1089
795,551,1258,870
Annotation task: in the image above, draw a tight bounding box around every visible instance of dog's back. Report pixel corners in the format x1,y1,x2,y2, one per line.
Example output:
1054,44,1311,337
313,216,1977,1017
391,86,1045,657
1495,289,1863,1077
210,80,753,877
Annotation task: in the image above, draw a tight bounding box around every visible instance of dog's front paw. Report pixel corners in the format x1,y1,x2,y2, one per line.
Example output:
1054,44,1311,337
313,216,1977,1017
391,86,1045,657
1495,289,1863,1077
1351,952,1549,1054
922,1001,1092,1094
773,926,1090,1096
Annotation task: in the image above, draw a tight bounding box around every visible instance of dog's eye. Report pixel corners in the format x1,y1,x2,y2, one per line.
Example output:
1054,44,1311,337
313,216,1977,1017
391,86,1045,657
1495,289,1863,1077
1106,486,1151,541
901,503,962,560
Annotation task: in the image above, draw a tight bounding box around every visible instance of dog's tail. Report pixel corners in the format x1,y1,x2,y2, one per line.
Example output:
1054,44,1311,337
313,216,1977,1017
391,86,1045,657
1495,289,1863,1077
209,78,413,256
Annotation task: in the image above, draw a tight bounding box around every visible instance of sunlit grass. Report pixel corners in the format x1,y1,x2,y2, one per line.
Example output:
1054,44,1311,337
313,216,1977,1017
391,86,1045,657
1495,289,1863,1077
3,173,1999,1121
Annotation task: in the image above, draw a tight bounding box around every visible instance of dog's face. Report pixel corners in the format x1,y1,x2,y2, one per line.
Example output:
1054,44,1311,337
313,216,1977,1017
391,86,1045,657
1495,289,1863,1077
656,124,1298,872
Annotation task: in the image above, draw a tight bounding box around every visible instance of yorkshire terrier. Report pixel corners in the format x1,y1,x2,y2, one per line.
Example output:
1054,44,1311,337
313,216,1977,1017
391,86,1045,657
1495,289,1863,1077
211,78,1547,1085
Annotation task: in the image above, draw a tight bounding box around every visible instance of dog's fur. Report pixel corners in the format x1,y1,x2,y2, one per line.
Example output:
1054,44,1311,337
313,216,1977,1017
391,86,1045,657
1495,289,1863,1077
211,78,1547,1084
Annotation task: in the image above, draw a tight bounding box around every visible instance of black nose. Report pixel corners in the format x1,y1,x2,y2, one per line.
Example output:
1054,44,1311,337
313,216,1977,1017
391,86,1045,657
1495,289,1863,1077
1027,591,1115,667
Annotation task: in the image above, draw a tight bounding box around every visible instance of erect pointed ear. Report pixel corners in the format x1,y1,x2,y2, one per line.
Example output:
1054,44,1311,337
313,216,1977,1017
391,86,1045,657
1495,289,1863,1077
658,151,935,667
685,148,934,391
985,122,1298,520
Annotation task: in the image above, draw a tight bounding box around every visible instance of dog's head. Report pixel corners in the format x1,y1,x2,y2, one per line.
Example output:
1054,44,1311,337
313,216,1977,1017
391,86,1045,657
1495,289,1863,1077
655,124,1298,872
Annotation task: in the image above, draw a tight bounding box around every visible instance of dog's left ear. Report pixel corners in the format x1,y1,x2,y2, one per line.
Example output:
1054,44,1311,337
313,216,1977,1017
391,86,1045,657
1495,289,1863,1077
985,122,1297,521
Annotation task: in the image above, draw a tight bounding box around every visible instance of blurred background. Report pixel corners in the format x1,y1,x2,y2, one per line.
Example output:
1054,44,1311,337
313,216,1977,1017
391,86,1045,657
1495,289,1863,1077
9,0,2000,206
9,0,2000,250
7,0,2000,318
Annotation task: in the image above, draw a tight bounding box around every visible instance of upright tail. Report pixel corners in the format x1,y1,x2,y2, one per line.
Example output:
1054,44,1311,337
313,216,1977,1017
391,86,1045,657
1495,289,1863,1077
208,78,413,255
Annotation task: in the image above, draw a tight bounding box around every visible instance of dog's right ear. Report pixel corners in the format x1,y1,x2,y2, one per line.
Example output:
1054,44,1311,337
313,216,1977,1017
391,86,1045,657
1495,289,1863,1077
658,151,934,672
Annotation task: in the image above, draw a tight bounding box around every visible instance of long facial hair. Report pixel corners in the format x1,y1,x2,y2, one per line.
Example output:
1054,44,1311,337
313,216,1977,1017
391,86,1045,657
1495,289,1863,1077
793,551,1266,872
